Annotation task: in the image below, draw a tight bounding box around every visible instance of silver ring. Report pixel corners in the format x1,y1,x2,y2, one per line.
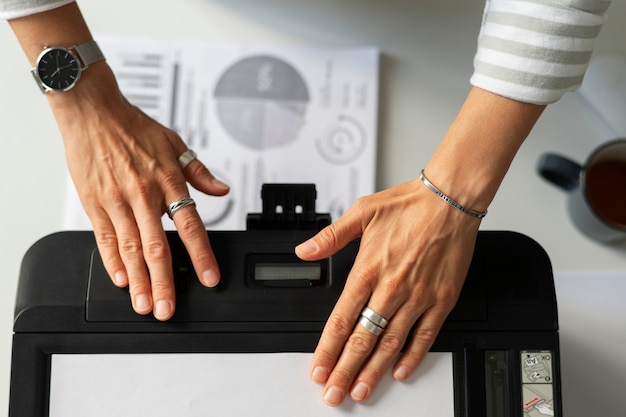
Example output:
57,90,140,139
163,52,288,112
166,197,196,219
358,316,384,336
177,149,197,170
361,307,389,329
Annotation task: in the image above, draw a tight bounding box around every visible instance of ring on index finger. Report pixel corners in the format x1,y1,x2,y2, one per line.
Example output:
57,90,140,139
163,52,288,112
178,149,197,170
166,197,196,219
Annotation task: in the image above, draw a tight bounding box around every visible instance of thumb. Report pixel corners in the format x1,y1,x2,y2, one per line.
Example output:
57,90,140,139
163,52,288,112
295,211,363,261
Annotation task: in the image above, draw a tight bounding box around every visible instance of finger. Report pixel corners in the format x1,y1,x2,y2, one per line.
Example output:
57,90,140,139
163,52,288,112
115,163,179,321
349,307,418,403
129,202,175,320
172,150,224,286
322,323,380,407
311,269,372,383
163,153,221,289
347,263,425,400
108,203,156,317
169,197,221,288
311,258,380,406
333,289,407,404
183,158,230,197
88,207,128,288
295,204,364,261
83,187,155,316
392,305,450,381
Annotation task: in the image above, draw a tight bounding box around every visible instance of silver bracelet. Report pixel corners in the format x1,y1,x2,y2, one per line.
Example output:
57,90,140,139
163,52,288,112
419,170,488,219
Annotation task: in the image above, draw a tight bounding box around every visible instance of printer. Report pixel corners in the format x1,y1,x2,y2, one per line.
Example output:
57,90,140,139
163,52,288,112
9,184,561,416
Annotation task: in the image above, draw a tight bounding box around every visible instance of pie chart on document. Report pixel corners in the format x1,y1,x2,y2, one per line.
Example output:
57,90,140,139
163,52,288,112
214,55,310,150
316,115,367,164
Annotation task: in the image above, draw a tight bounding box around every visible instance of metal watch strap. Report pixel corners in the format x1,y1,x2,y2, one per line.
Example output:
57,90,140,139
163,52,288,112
72,40,105,69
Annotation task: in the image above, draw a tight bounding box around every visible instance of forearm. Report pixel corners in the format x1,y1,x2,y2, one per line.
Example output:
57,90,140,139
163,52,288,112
441,0,611,213
0,0,74,20
8,2,123,144
425,86,546,213
9,2,91,64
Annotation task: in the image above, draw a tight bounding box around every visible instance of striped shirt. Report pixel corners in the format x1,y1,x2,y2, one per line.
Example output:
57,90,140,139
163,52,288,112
1,0,613,105
472,0,612,104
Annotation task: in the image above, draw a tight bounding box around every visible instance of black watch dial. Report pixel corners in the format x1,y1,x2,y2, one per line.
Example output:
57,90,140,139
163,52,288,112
36,47,81,92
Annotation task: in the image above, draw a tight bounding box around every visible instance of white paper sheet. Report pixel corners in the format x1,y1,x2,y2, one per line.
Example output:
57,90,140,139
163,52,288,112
63,37,379,230
49,352,454,417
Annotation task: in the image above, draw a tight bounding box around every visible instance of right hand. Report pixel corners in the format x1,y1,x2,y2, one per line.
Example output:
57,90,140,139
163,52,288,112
296,179,480,405
49,62,229,320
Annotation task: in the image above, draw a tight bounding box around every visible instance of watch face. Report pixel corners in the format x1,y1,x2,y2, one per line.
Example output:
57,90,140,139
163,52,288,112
35,47,82,92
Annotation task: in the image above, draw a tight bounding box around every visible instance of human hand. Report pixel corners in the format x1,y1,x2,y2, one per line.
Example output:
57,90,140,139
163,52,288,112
51,63,229,321
295,179,481,406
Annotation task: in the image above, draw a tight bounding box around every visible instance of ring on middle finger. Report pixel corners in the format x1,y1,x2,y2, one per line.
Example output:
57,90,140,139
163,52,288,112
358,315,385,336
166,196,196,219
361,307,389,329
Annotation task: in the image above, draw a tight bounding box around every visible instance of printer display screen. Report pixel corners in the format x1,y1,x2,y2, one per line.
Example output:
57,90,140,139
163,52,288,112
254,263,321,281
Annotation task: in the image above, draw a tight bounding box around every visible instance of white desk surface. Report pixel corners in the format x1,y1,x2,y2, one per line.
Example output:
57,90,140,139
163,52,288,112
1,1,625,415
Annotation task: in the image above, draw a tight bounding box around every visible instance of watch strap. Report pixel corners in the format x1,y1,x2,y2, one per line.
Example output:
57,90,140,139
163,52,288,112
72,40,105,69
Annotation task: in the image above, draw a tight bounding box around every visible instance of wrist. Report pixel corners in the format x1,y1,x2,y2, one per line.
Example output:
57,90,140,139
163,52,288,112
421,161,498,215
45,61,133,145
423,87,545,211
46,61,122,112
419,170,488,219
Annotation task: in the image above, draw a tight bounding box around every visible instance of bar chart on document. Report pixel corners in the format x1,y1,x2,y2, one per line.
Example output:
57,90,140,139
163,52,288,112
63,36,379,230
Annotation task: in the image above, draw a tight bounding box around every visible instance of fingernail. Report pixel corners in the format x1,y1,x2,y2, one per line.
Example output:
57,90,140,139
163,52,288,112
113,270,127,286
201,269,220,287
211,178,229,189
311,366,330,384
393,365,410,381
154,300,172,320
135,294,152,313
296,240,317,255
324,386,345,407
351,382,369,402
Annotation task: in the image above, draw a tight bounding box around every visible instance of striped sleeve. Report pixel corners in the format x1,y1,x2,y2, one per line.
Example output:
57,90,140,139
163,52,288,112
471,0,612,104
0,0,75,20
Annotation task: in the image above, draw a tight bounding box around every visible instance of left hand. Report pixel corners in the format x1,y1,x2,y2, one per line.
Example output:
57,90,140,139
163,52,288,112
296,178,481,406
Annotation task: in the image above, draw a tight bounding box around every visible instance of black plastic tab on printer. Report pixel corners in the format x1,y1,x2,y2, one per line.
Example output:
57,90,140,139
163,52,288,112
246,183,331,230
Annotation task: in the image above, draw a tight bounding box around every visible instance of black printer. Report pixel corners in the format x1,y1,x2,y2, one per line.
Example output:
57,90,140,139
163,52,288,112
9,184,561,417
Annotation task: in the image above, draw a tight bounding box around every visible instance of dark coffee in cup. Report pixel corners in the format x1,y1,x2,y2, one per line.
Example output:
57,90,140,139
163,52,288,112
585,160,626,226
538,139,626,245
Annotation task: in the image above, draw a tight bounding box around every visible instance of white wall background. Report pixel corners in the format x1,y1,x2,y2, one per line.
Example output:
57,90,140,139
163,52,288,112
1,0,625,415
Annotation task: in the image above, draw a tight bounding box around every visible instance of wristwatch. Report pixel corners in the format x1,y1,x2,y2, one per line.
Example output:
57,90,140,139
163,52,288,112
31,40,105,94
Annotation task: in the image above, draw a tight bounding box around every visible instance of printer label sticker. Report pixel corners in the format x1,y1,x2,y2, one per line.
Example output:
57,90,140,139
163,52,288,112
521,351,555,417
